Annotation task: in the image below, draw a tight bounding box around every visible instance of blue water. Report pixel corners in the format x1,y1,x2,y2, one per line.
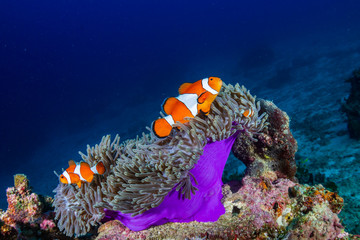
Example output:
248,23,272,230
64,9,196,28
1,0,360,231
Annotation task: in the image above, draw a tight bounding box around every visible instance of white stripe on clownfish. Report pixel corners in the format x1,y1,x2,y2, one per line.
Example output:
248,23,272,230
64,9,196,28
164,115,175,126
59,160,105,188
63,170,71,184
202,78,219,95
176,93,198,116
91,164,100,174
74,164,86,181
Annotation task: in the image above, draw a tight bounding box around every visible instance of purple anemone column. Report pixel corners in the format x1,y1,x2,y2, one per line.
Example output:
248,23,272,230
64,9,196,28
104,133,238,231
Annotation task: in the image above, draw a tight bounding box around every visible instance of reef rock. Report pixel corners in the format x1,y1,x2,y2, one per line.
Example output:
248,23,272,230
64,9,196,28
95,176,350,240
232,99,298,180
93,98,355,239
0,174,72,240
342,67,360,139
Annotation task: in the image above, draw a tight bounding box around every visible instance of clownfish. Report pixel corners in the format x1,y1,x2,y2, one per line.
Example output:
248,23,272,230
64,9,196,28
242,108,255,118
59,160,105,188
152,77,223,138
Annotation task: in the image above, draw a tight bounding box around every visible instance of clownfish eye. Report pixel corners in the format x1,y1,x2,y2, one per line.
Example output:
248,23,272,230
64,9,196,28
60,176,64,178
210,78,213,81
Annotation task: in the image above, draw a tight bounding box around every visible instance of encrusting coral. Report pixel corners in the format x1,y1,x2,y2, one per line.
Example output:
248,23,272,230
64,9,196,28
53,83,268,236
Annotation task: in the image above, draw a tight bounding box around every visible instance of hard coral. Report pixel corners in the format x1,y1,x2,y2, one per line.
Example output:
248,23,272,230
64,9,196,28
53,83,269,236
1,174,42,232
0,174,72,240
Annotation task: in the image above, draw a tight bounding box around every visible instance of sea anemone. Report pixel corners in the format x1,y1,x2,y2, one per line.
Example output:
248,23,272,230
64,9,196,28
53,83,268,236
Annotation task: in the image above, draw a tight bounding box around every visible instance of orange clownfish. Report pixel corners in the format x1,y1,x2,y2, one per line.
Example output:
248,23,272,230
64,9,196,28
59,160,105,188
152,77,223,138
242,108,255,118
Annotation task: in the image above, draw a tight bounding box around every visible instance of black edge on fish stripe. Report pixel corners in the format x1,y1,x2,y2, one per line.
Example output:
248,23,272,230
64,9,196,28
197,91,207,104
162,97,170,113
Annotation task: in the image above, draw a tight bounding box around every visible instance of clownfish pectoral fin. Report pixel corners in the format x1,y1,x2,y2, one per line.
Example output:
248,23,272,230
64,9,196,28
76,181,82,188
178,82,192,95
68,160,76,166
68,172,80,184
152,118,173,138
197,92,210,104
162,97,178,115
199,102,212,115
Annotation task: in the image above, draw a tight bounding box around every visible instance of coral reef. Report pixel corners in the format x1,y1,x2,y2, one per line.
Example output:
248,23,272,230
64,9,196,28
51,81,358,239
0,174,72,239
92,96,356,239
53,83,268,236
342,67,360,139
94,177,351,240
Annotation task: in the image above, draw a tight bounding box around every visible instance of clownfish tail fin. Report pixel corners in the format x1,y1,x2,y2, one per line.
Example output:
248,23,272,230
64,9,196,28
152,117,173,138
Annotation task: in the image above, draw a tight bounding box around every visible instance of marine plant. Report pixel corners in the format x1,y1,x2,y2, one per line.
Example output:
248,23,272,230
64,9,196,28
53,83,269,236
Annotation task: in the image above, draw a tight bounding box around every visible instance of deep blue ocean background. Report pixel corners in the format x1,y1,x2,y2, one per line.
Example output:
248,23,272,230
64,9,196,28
1,0,360,233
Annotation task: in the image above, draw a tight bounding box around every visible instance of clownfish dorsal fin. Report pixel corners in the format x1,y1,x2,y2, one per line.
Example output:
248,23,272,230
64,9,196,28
197,91,210,104
68,160,76,166
162,97,178,115
178,82,192,95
